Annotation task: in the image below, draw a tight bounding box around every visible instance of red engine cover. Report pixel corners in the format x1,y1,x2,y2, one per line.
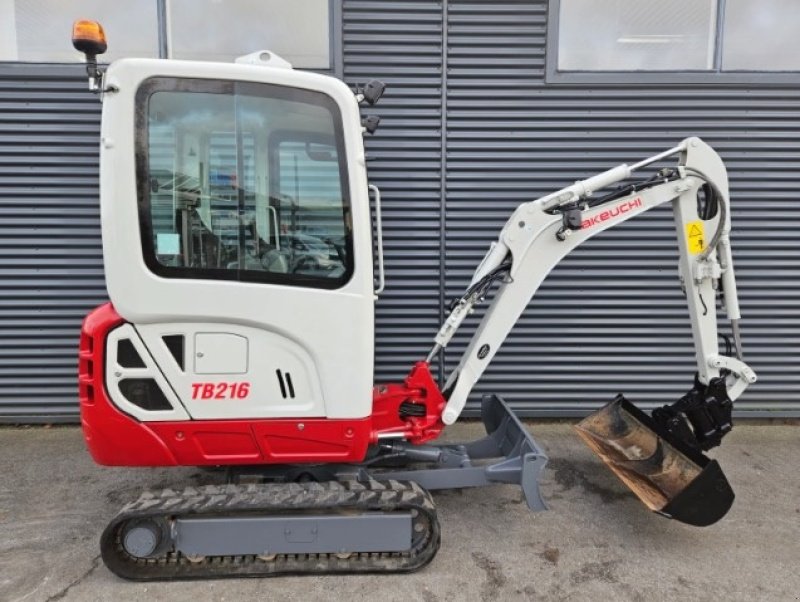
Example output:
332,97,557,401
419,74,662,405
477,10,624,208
79,304,445,467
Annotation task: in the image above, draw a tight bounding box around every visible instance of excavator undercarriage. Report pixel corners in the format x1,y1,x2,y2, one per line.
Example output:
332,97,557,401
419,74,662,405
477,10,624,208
100,396,546,580
102,480,440,580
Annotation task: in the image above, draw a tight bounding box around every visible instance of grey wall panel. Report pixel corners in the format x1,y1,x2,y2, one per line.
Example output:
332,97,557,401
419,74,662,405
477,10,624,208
0,65,107,422
443,0,800,415
343,0,444,382
1,1,798,421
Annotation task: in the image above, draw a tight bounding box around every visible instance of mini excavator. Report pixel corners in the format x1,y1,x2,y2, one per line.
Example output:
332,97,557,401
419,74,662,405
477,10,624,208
71,21,757,580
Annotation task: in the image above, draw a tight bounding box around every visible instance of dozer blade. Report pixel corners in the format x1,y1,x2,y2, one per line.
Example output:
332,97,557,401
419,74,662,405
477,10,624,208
574,395,734,526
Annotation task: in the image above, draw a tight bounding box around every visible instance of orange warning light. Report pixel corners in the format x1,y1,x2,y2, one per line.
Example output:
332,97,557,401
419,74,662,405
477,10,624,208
72,20,107,56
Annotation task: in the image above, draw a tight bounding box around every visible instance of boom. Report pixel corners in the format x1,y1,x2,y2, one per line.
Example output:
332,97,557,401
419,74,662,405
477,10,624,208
430,137,756,425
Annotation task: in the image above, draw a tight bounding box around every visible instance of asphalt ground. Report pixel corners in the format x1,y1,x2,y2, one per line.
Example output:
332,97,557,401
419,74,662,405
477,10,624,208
1,421,798,601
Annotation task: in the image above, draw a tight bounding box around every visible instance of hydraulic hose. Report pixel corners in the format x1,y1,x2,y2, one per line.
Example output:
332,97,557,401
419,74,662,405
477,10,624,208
683,167,728,261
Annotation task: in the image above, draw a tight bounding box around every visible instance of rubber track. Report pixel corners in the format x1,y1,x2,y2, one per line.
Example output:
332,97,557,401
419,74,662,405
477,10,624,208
100,479,440,580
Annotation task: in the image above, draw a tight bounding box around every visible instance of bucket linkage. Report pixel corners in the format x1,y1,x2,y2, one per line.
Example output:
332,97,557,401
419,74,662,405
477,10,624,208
575,375,736,526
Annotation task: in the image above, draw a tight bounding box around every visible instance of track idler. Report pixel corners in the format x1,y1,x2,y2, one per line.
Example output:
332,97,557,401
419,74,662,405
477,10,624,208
575,393,734,526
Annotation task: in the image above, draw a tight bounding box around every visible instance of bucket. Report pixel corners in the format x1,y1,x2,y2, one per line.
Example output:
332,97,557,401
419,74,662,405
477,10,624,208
575,395,734,526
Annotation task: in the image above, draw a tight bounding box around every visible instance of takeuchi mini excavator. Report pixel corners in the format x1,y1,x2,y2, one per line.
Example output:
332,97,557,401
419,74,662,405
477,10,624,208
71,21,757,580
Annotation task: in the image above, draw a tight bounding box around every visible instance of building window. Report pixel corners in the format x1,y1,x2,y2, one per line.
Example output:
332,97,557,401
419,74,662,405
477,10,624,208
722,0,800,71
136,77,352,290
167,0,330,69
0,0,332,69
0,0,159,62
558,0,717,72
550,0,800,81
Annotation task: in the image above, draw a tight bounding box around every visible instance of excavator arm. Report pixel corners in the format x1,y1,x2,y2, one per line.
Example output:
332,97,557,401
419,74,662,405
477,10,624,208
425,137,757,525
432,137,756,427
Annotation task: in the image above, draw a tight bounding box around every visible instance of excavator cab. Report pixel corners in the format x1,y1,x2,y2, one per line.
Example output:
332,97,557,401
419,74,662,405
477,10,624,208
80,43,381,441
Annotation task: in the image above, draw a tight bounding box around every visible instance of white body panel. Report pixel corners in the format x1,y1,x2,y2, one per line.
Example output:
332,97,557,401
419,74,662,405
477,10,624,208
99,59,375,420
136,322,326,419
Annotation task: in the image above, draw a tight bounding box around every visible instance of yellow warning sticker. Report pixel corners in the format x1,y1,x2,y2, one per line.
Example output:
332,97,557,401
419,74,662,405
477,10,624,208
686,220,705,255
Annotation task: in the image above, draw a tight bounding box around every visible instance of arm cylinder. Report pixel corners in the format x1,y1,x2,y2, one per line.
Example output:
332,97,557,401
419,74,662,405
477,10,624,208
718,236,741,321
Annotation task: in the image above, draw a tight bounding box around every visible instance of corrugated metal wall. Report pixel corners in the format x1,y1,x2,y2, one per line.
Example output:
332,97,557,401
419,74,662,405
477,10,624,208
0,1,798,420
343,1,445,381
344,0,800,416
0,65,106,422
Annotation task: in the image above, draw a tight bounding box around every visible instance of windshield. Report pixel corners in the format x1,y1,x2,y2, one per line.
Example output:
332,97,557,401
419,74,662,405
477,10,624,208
135,77,352,289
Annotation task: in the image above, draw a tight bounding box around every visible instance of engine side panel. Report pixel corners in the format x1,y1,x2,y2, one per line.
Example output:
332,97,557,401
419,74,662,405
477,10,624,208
80,304,372,466
136,322,326,419
80,303,179,466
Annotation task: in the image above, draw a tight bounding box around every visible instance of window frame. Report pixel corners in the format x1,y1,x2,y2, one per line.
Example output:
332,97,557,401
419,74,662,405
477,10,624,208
546,0,800,85
134,75,355,291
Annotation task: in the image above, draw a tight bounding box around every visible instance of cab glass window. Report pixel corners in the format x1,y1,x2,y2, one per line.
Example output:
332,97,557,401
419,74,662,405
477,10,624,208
136,77,352,289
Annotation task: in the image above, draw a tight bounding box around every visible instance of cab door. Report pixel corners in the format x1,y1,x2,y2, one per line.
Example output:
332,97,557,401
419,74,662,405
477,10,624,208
99,58,375,420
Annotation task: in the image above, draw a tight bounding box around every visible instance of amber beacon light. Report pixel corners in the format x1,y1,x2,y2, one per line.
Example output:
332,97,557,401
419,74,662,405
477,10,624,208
71,20,108,92
72,20,107,55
